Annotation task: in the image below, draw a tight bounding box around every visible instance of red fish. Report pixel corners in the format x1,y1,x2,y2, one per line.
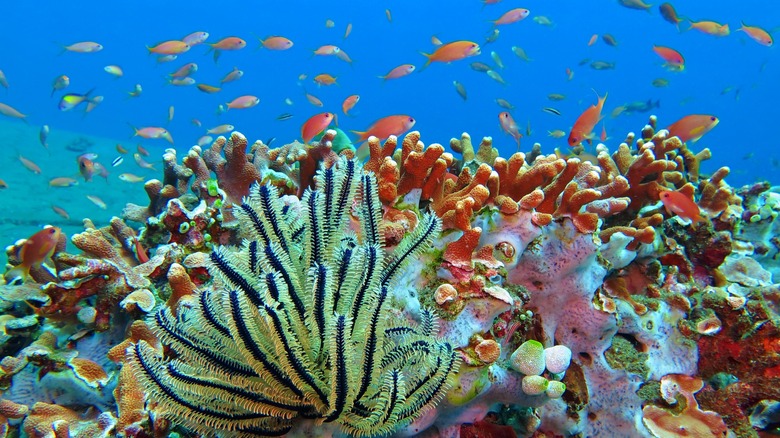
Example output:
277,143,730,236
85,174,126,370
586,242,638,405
420,41,480,69
342,95,360,116
3,226,62,284
351,115,416,143
492,8,530,26
77,153,96,181
659,190,704,223
301,112,335,144
652,45,685,71
666,114,718,143
568,92,607,146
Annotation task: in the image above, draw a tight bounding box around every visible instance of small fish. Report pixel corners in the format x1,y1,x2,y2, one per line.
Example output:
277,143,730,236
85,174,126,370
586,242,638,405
566,68,574,81
490,51,504,69
168,77,195,86
0,179,6,189
39,125,50,149
130,125,173,144
342,94,360,116
578,57,591,66
548,130,566,138
170,62,198,78
498,112,522,149
542,107,561,116
600,124,608,142
385,9,392,22
652,45,685,71
301,112,335,144
51,75,69,96
182,31,209,46
335,48,353,64
197,84,222,94
86,195,107,210
688,20,730,36
533,16,554,26
379,64,415,80
85,96,104,113
420,41,481,69
210,37,247,61
486,70,506,85
343,23,353,39
495,98,514,110
548,93,566,101
666,114,719,143
277,113,294,121
470,62,492,72
77,154,96,181
104,65,123,77
325,19,335,28
314,73,338,86
192,119,202,127
284,98,293,106
111,156,124,167
197,135,213,147
511,46,531,61
0,70,8,89
258,36,294,50
134,153,156,170
157,55,178,63
659,190,704,223
49,177,78,187
492,8,530,26
314,45,340,56
116,144,129,154
739,22,773,46
19,155,41,174
216,104,226,115
226,95,260,110
305,92,324,107
147,40,190,55
221,67,243,84
588,34,598,46
453,81,467,101
0,102,27,119
351,115,416,143
3,226,62,284
51,205,70,220
168,106,174,123
617,0,652,11
207,124,234,135
137,144,149,156
568,92,607,146
128,84,143,98
659,3,684,28
590,61,616,70
484,29,500,44
62,42,103,53
602,34,618,47
652,78,670,87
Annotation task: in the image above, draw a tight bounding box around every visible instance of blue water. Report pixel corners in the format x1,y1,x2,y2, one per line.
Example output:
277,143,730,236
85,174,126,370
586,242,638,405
0,0,777,226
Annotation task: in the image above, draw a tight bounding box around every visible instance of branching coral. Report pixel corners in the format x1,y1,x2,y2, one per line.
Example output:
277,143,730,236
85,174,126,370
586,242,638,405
126,159,460,437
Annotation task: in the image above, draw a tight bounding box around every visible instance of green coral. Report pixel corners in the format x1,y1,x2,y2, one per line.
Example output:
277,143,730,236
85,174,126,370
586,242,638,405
128,159,459,437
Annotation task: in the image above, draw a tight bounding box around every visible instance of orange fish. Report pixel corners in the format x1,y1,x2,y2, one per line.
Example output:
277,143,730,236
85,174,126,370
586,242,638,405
498,112,522,149
258,36,294,50
169,62,198,78
492,8,530,26
301,112,335,144
379,64,416,80
314,74,338,86
420,41,481,69
130,125,173,144
739,22,773,46
666,114,719,143
652,45,685,71
351,115,416,143
688,20,730,36
659,190,704,223
197,84,222,94
568,92,607,146
588,34,598,46
314,45,341,56
210,37,246,50
342,95,360,116
49,177,78,187
147,40,190,55
77,153,96,181
3,226,62,284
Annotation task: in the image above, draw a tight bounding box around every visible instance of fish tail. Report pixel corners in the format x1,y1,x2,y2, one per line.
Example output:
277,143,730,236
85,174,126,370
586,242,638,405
418,52,433,71
350,130,368,143
127,123,138,138
3,264,29,286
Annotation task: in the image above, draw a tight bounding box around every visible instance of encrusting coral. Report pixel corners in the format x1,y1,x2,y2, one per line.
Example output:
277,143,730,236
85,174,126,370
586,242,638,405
126,159,460,437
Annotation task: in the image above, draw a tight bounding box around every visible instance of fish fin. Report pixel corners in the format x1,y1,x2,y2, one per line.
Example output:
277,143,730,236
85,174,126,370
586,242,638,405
213,49,221,63
350,130,367,143
126,123,138,138
3,264,29,285
418,52,433,71
356,141,370,161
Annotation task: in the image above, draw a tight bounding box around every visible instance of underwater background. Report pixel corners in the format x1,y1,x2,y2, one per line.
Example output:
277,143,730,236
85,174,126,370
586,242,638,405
0,0,777,259
1,1,780,437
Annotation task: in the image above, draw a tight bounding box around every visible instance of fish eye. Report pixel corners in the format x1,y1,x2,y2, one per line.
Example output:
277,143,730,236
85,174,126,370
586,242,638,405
710,116,716,121
48,228,56,234
409,117,415,122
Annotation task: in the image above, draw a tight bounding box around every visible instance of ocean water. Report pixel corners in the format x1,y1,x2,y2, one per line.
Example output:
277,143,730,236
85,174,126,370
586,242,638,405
0,1,777,257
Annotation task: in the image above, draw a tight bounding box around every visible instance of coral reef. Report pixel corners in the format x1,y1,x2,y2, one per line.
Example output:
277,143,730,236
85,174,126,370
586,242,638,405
0,119,777,437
